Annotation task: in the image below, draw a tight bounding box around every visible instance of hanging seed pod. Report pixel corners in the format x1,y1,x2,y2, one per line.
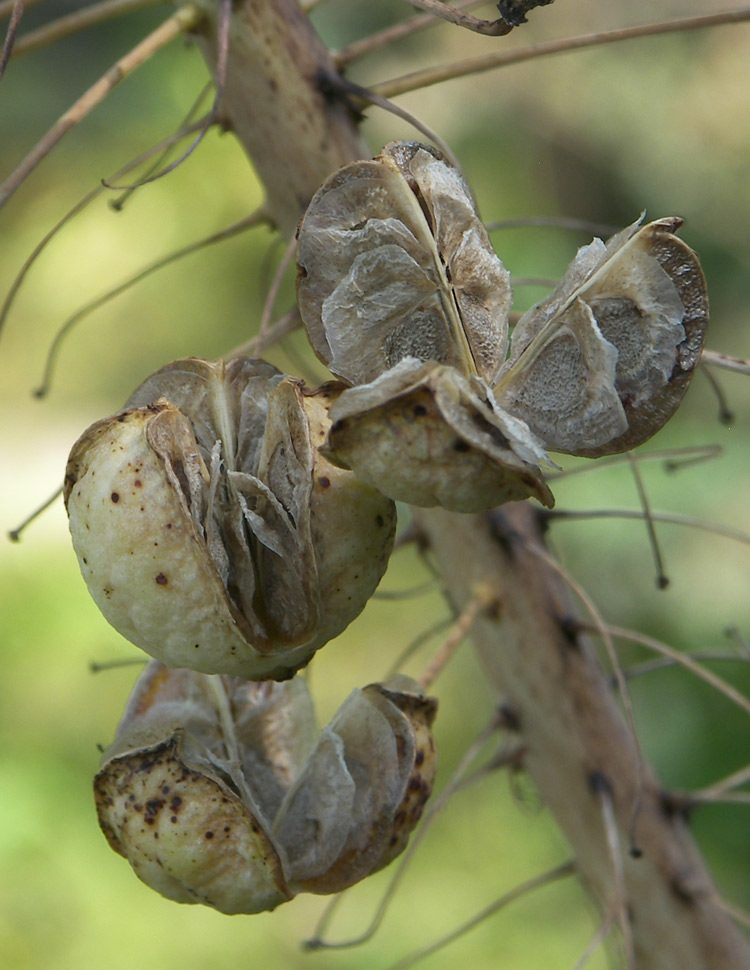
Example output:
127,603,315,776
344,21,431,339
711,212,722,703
494,216,708,456
324,358,553,512
94,662,437,913
64,357,396,680
297,141,511,386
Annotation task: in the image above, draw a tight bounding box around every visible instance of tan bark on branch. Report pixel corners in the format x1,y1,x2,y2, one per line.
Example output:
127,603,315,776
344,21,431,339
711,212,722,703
185,2,750,965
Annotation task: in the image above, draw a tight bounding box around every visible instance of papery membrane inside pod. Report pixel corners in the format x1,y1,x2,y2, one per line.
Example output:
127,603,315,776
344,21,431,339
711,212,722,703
64,357,396,680
323,358,554,512
495,217,708,456
296,141,511,386
94,663,437,913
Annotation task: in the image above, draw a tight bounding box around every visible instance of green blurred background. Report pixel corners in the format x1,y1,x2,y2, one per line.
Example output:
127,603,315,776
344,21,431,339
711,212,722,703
1,2,749,968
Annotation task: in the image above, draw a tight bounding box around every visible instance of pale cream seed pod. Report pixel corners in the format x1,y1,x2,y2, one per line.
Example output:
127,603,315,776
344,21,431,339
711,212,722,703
64,357,396,680
323,358,554,512
94,663,437,913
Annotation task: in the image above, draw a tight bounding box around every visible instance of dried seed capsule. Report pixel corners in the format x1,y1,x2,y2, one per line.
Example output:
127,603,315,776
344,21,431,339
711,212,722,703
65,357,396,680
297,141,511,386
495,216,708,455
94,663,437,912
324,358,553,512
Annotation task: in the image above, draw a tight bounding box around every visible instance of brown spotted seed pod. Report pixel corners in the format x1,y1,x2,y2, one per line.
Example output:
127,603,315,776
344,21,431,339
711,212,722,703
64,357,396,680
94,662,437,913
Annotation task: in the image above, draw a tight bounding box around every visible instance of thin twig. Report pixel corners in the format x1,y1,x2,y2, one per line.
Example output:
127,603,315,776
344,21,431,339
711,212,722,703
0,0,42,19
250,231,298,357
384,617,453,680
109,83,214,211
394,0,513,37
592,774,635,969
33,210,268,399
10,0,161,59
627,452,669,589
0,0,22,81
547,444,723,480
617,652,750,684
305,709,515,951
487,215,621,236
543,508,750,548
102,0,230,191
569,909,617,970
372,9,750,100
321,72,462,174
584,623,750,719
0,116,210,344
694,764,750,803
7,485,62,541
700,364,735,424
0,4,202,208
417,583,496,690
222,308,302,361
384,861,576,970
701,348,750,376
336,0,482,66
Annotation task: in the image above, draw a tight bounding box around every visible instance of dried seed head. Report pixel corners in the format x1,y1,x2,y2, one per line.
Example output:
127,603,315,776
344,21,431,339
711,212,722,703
64,357,396,680
297,141,511,386
95,663,437,912
324,358,553,512
495,216,708,455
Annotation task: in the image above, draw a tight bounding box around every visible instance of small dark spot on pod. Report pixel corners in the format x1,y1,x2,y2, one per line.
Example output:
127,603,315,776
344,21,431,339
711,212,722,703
134,479,143,488
318,476,330,488
413,404,428,417
205,831,214,840
111,492,120,503
155,573,168,586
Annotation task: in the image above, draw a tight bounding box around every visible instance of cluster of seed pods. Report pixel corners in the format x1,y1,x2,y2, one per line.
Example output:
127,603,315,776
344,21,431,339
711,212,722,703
66,141,708,912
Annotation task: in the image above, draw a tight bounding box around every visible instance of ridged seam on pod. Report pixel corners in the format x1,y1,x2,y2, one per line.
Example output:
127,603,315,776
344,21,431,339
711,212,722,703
494,215,709,456
324,358,554,512
64,357,396,680
94,663,437,913
296,142,708,513
296,141,512,386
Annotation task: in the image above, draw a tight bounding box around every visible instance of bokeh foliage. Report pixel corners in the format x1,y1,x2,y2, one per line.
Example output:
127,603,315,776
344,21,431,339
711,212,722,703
1,2,749,968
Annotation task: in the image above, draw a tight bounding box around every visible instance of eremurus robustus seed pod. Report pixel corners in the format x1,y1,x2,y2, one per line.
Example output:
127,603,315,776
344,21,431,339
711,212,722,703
297,140,512,386
94,662,437,913
494,215,709,456
296,144,708,510
64,357,396,680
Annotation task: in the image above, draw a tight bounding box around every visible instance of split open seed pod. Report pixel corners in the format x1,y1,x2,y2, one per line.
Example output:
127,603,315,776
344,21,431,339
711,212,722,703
297,140,511,386
64,357,396,680
94,662,437,913
494,216,708,456
324,357,553,512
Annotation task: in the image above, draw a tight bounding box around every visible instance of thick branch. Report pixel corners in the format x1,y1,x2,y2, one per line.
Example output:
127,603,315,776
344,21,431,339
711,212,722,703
414,503,750,969
188,2,750,966
186,0,367,235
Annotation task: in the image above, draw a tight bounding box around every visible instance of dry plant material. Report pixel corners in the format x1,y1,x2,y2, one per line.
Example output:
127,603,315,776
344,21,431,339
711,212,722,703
297,141,512,387
95,662,437,913
64,357,396,680
495,216,708,456
296,144,708,512
325,359,553,511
